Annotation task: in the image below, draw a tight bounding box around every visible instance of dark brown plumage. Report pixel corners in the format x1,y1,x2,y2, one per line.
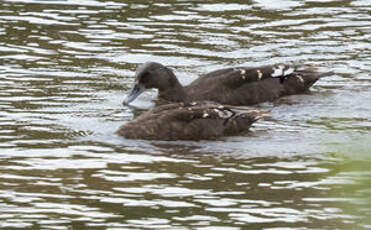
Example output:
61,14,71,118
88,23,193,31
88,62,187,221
123,62,333,106
117,102,266,141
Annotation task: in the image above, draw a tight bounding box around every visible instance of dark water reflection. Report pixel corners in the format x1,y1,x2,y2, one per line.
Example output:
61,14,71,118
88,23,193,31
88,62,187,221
0,0,370,229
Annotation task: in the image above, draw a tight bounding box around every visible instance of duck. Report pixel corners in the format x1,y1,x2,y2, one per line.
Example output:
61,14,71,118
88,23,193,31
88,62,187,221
116,101,267,141
123,62,333,106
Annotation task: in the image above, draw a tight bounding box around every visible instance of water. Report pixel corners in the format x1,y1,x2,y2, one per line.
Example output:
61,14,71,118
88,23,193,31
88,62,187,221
0,0,370,229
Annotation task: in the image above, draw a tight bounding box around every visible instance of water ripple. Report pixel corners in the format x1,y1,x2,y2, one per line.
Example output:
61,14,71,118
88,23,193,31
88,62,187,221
0,0,370,229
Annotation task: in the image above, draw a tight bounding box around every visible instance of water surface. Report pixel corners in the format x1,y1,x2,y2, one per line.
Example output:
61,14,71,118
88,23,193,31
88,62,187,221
0,0,370,229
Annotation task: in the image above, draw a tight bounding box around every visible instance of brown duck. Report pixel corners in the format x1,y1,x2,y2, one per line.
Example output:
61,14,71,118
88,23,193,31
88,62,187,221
123,62,333,105
117,102,266,141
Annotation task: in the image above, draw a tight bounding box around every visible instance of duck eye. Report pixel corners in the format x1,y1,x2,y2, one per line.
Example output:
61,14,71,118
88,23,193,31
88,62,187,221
139,72,150,83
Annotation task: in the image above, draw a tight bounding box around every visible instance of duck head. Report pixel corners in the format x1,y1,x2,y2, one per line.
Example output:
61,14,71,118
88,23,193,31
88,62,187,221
123,62,180,105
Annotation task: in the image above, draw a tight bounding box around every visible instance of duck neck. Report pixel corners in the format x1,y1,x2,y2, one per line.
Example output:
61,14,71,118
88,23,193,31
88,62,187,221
158,72,188,102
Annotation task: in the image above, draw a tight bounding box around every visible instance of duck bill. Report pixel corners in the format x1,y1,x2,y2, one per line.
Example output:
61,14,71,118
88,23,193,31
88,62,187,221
123,83,145,105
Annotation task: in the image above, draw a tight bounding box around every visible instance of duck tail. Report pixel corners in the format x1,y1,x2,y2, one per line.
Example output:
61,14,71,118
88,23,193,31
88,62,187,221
270,63,334,85
224,108,268,135
232,108,268,120
294,67,334,88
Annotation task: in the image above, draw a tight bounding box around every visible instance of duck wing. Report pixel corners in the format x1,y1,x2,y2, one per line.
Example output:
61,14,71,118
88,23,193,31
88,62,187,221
185,64,333,105
191,64,331,88
117,102,266,140
162,102,267,140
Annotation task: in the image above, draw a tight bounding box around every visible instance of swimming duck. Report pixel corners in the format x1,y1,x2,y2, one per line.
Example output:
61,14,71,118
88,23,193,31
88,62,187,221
123,62,332,106
117,101,266,141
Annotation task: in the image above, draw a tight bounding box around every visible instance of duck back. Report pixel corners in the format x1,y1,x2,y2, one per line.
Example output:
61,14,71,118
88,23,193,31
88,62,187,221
117,102,266,140
184,65,331,105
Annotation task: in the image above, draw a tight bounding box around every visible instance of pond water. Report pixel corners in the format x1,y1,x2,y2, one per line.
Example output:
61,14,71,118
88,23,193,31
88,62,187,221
0,0,370,229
